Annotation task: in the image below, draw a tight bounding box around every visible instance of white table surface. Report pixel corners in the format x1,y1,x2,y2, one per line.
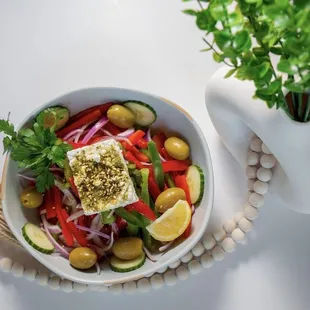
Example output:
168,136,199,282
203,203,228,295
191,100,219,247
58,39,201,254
1,1,310,309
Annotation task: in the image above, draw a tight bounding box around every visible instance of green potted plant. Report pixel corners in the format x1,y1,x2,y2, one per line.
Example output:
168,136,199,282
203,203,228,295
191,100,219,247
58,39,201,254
184,0,310,214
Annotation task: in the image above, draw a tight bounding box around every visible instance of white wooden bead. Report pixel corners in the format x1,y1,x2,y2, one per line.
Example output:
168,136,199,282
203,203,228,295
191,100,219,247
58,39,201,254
212,246,225,261
11,262,24,277
164,270,177,286
247,179,255,190
36,272,49,286
234,212,244,223
249,192,264,208
96,285,109,292
60,279,73,293
73,282,87,293
213,227,226,242
262,143,272,154
254,180,268,195
137,278,151,293
247,191,253,200
257,167,272,182
180,251,193,263
191,242,205,257
221,238,236,253
176,266,189,281
169,259,181,269
246,166,258,179
200,253,214,268
238,218,253,232
0,257,13,273
222,219,236,234
123,282,137,295
188,260,203,275
250,137,262,152
244,203,258,220
247,151,259,166
109,284,123,295
48,276,61,290
157,266,168,274
260,154,276,169
150,274,164,290
202,235,216,250
231,228,245,243
24,268,37,281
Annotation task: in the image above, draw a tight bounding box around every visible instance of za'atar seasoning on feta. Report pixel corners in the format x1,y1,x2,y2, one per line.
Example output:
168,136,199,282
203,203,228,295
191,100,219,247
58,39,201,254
67,139,138,215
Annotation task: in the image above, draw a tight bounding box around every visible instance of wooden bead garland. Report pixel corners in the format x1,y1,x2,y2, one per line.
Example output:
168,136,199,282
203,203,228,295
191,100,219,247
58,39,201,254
0,135,275,294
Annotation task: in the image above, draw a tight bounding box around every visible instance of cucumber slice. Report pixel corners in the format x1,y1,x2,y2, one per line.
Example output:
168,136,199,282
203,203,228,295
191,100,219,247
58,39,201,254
123,101,157,127
22,223,54,254
185,165,205,204
110,252,146,273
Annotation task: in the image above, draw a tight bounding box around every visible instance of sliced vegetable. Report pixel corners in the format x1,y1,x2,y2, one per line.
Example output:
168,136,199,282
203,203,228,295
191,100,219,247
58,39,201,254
101,210,116,225
124,151,145,170
185,165,205,204
68,177,79,197
81,116,109,144
128,130,145,145
36,107,70,131
127,200,157,221
165,173,175,188
114,207,144,227
110,252,146,273
148,141,164,190
148,174,161,201
44,189,56,220
53,186,74,246
22,223,54,254
140,168,150,205
57,109,101,138
174,175,192,205
63,157,73,182
152,133,165,157
123,101,157,127
126,223,140,237
162,160,190,172
105,122,122,135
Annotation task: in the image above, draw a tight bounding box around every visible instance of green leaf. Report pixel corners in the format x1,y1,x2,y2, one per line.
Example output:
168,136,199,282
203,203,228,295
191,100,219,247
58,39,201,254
245,0,259,3
214,30,232,51
224,68,237,78
234,30,251,52
270,47,282,55
0,120,16,137
182,9,197,16
101,211,116,225
284,81,304,93
212,53,225,63
253,47,268,56
196,10,216,31
209,2,226,21
36,168,55,193
277,60,297,75
256,62,271,78
262,78,282,95
3,136,12,153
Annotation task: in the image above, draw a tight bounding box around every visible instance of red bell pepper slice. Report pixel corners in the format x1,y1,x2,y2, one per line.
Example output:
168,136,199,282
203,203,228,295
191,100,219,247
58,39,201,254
115,216,127,231
174,175,192,205
52,186,74,246
128,130,145,145
57,109,102,138
127,200,157,221
182,220,192,238
68,102,114,125
61,209,88,247
148,173,161,201
45,189,56,220
162,160,190,172
66,141,86,149
136,139,148,149
124,151,145,170
105,122,121,135
152,134,165,156
121,142,150,162
68,177,79,197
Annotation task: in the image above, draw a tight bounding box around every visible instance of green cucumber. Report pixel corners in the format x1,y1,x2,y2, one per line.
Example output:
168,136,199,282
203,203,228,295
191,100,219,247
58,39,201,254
185,165,205,204
126,223,140,237
22,223,54,254
123,101,157,127
36,106,70,131
110,252,146,273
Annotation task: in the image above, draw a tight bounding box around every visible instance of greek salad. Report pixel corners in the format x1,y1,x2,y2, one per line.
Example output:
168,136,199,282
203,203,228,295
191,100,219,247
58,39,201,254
0,101,205,273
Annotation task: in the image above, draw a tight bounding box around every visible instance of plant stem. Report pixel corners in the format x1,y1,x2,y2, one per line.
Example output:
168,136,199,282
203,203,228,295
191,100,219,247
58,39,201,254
202,38,235,68
196,0,203,10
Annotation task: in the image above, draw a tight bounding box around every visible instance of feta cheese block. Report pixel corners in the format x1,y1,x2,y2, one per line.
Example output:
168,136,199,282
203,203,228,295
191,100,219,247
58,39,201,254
67,139,139,215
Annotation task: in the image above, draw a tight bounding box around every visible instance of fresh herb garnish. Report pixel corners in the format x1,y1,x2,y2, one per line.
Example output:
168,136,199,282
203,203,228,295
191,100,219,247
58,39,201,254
0,119,72,192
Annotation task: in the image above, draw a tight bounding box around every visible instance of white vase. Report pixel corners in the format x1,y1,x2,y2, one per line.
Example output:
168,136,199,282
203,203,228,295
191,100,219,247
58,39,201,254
206,67,310,214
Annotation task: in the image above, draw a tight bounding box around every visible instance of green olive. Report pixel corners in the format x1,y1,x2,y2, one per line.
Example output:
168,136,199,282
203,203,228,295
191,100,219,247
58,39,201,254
164,137,190,160
155,187,186,213
20,187,43,209
107,105,135,129
112,237,143,260
69,247,97,270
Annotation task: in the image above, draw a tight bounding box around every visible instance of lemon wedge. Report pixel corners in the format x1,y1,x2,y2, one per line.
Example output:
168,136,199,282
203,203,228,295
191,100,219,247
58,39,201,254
146,200,191,242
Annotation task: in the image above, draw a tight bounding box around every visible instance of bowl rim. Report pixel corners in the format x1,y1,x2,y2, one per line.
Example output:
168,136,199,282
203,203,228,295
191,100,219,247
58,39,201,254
1,87,214,285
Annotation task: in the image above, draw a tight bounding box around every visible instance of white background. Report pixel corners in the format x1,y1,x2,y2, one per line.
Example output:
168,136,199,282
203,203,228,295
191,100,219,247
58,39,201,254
1,1,310,310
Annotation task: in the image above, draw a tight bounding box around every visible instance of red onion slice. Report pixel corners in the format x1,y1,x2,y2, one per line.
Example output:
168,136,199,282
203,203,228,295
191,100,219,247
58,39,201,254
41,215,70,258
159,153,167,162
95,262,101,275
54,180,78,211
140,162,153,166
146,128,151,142
159,241,174,252
81,116,109,144
117,128,135,137
76,225,110,240
63,129,83,141
93,235,105,248
86,214,101,240
49,167,63,173
143,246,162,262
18,174,36,182
74,123,90,143
66,210,84,223
100,129,113,136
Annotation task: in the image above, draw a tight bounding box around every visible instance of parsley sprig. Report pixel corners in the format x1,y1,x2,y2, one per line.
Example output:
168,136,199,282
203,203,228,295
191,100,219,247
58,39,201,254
0,119,72,192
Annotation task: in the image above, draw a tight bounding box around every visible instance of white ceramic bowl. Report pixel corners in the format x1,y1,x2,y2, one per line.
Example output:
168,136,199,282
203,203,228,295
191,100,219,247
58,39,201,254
2,88,214,285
